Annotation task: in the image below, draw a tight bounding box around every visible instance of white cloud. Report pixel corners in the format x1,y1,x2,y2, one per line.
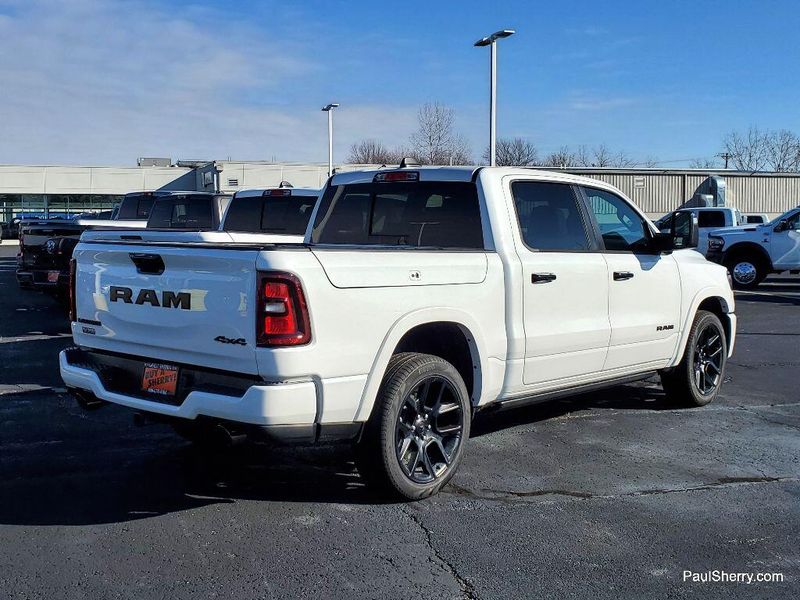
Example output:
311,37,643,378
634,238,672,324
0,0,417,165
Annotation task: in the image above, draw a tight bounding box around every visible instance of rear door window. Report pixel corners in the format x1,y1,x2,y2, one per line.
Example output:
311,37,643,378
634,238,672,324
311,181,483,248
510,181,591,251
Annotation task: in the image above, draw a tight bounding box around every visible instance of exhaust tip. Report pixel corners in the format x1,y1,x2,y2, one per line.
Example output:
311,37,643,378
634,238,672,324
69,387,108,411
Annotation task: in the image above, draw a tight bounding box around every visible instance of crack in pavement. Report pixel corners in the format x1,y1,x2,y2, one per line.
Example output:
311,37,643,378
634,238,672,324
401,505,479,600
735,405,800,432
445,476,799,504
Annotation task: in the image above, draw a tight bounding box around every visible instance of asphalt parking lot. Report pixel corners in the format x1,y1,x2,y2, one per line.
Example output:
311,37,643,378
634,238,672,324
0,242,798,599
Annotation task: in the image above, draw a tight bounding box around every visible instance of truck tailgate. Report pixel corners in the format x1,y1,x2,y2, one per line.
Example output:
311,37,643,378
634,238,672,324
72,242,261,374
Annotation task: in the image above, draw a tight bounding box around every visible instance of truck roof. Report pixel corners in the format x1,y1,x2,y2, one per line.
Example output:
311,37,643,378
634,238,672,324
234,187,321,199
330,166,626,188
123,190,215,198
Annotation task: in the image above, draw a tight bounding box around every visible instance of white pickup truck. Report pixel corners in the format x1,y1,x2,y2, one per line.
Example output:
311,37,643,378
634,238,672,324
60,167,736,500
707,206,800,288
656,206,744,255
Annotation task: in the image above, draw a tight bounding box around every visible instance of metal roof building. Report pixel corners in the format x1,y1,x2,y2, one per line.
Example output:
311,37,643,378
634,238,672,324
2,162,800,222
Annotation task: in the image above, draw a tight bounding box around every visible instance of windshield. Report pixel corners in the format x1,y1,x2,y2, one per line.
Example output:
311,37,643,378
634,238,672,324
767,208,800,227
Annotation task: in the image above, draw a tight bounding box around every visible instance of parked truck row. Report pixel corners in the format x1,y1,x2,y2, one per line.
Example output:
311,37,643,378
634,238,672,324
59,165,736,499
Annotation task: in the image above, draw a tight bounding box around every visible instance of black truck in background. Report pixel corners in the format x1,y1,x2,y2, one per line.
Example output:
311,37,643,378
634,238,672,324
15,191,159,293
15,191,232,295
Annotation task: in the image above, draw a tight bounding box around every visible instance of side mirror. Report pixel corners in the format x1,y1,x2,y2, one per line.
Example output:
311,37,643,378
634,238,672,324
667,210,699,250
774,219,790,233
651,232,674,254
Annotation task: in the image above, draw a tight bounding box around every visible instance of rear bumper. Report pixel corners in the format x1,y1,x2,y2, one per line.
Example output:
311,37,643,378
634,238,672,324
16,268,69,290
60,348,321,429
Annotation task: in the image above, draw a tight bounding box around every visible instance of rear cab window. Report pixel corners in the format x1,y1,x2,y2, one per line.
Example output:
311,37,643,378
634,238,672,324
147,195,217,230
224,192,318,235
117,194,156,220
697,210,726,228
311,181,483,248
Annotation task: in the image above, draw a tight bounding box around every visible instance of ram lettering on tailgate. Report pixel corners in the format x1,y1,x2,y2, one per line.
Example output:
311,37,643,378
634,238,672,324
109,285,196,310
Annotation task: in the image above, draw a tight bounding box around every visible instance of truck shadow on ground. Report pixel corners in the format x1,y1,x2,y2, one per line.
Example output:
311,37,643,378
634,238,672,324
0,381,674,527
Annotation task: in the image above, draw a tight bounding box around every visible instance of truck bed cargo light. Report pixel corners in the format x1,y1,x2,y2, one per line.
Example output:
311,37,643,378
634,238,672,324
374,171,419,183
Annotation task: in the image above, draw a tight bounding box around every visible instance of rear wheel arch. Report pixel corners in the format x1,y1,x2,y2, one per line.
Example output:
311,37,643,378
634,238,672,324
355,314,486,424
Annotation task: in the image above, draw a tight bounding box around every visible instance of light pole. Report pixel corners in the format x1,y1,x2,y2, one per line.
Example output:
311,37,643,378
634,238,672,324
474,29,515,166
321,103,339,176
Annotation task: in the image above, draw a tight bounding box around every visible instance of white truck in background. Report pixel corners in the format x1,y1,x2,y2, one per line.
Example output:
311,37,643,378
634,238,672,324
60,166,736,500
656,206,744,255
707,205,800,288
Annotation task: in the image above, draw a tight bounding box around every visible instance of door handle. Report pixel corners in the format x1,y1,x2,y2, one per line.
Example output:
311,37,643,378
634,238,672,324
531,272,557,284
613,271,634,281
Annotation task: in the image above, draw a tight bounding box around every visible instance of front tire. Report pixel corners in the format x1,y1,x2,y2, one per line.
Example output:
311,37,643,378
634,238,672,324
357,353,471,500
660,310,727,407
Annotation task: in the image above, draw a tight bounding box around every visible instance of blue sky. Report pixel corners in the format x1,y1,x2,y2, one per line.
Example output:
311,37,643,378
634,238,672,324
1,0,798,166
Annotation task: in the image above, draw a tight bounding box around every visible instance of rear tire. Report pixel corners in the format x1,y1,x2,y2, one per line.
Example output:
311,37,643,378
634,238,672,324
356,353,471,501
725,254,766,289
660,310,727,407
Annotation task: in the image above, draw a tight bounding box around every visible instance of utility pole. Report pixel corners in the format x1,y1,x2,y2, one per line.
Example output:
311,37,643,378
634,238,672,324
717,152,733,169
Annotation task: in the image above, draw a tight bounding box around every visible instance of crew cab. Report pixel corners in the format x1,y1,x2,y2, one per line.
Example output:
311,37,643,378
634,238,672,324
60,166,736,500
656,206,744,255
707,206,800,288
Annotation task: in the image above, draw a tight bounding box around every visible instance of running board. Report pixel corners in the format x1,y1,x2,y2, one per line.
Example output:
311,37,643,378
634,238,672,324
482,371,658,413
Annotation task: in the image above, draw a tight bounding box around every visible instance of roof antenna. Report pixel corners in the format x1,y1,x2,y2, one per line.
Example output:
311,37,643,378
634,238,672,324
278,180,293,188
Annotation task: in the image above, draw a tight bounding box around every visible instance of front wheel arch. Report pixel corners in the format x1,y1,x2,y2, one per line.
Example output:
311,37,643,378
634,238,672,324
669,292,733,366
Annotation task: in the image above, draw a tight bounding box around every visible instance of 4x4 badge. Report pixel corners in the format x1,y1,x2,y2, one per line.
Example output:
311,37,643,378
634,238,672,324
214,335,246,346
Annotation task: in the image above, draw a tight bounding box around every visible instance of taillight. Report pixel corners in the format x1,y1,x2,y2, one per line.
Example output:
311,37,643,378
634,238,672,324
68,258,77,322
256,272,311,347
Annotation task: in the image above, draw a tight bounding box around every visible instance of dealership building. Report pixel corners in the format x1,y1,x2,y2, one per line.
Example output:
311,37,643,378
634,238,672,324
2,159,800,223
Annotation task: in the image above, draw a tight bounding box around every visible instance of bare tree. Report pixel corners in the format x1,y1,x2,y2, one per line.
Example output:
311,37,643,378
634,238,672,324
409,102,472,165
764,129,800,172
574,145,592,167
348,139,402,165
689,157,718,169
638,156,659,168
483,137,539,166
723,127,769,171
592,144,615,167
542,146,577,168
571,144,637,168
